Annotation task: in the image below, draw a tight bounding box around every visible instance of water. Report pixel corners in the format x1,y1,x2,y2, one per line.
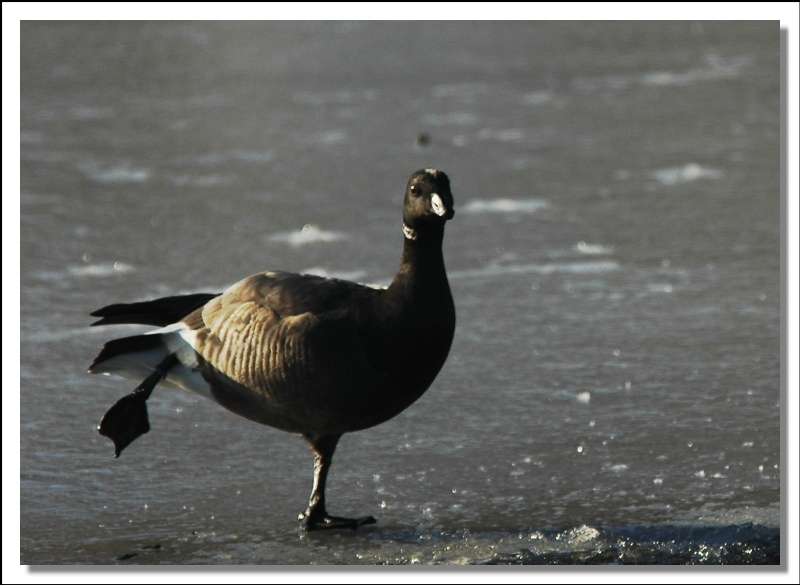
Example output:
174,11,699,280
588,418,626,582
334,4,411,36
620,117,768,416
18,21,781,565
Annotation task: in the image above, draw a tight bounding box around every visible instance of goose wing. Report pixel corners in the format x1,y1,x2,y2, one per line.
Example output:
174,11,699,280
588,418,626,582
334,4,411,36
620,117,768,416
177,271,386,433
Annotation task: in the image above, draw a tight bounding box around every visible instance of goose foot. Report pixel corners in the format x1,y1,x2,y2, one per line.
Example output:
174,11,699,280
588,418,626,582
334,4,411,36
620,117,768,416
98,354,176,457
298,509,376,531
98,389,151,458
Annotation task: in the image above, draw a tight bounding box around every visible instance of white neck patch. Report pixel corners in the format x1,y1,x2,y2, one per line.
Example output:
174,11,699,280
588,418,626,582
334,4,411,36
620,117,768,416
402,223,417,240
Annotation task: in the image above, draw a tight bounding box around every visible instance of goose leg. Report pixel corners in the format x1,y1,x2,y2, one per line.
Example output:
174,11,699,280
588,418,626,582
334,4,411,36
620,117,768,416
98,354,178,458
298,434,377,531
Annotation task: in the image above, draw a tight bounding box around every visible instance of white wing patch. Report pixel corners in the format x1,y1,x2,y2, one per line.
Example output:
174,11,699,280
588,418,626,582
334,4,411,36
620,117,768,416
176,325,199,350
162,328,211,398
111,322,212,399
145,321,186,335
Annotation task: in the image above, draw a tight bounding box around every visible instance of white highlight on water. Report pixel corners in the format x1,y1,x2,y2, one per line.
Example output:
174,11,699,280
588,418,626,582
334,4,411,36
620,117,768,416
422,112,479,126
80,164,151,183
461,198,549,214
449,260,620,280
67,262,135,277
267,224,348,246
576,241,614,255
521,91,554,105
302,267,367,282
652,163,724,185
572,55,751,91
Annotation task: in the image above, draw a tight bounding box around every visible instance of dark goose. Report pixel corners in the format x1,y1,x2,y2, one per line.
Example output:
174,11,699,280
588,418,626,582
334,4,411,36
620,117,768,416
88,168,456,530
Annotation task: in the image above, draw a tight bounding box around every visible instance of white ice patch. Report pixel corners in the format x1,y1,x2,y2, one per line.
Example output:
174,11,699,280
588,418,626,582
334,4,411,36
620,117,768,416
71,106,116,120
562,525,600,546
461,198,549,214
80,164,151,184
308,130,348,145
267,224,349,246
449,260,620,280
572,56,751,91
66,262,135,277
302,267,367,282
648,283,675,294
422,112,479,126
431,82,490,98
521,91,554,105
292,89,377,106
477,128,524,142
640,56,751,86
652,163,724,185
575,242,614,255
227,149,275,163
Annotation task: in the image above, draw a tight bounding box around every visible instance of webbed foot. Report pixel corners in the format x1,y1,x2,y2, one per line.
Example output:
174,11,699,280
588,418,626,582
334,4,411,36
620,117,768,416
298,510,376,531
97,355,176,457
98,390,150,458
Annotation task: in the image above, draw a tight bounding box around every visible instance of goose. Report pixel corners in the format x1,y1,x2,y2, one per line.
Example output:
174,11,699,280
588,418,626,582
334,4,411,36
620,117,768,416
88,168,456,530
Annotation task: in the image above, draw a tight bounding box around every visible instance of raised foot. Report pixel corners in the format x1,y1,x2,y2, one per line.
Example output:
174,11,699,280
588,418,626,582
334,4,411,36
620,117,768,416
97,358,174,458
98,391,150,458
298,511,377,531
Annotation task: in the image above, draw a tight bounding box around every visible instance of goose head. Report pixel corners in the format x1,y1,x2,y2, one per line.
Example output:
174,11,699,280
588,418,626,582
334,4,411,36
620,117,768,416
402,168,455,239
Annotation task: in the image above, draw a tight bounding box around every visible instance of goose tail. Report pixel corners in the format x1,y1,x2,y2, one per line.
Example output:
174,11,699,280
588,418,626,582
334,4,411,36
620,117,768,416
90,293,219,327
